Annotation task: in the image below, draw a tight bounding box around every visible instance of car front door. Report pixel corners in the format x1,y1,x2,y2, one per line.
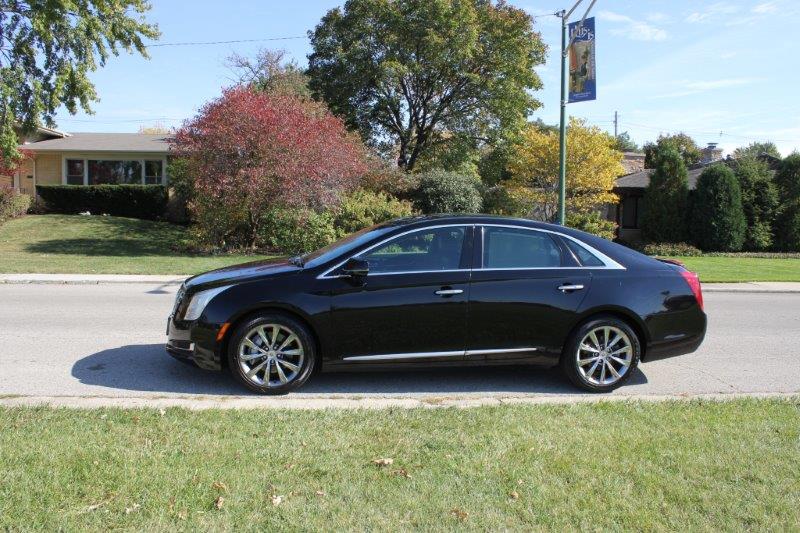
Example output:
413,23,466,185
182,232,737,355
328,225,473,363
466,225,593,363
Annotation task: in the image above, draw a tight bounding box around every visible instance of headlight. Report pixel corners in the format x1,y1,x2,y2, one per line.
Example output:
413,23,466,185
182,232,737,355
183,285,230,321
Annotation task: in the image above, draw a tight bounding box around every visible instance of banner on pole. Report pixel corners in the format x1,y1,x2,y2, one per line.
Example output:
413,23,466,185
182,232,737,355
568,17,596,103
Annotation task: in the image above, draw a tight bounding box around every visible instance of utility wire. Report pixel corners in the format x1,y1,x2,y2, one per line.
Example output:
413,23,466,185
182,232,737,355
145,35,307,48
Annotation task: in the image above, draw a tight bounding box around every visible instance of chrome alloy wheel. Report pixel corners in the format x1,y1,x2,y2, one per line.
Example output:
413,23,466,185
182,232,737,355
576,326,633,386
238,324,305,388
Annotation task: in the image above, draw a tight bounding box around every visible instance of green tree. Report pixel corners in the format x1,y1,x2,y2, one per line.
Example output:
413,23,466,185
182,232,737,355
0,1,159,163
640,147,689,243
307,0,546,171
734,157,778,250
226,48,311,98
732,141,781,160
689,165,746,252
774,154,800,251
643,133,701,168
414,169,482,214
613,131,639,153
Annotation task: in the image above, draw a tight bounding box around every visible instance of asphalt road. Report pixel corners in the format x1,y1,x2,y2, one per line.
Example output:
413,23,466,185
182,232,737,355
1,283,798,406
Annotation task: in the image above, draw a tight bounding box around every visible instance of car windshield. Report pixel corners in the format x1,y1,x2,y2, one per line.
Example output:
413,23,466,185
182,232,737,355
300,224,396,268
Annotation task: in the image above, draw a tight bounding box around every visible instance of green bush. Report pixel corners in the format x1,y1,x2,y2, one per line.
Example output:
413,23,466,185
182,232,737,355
565,211,617,240
689,165,746,252
0,187,31,223
641,147,689,243
413,170,483,214
774,198,800,252
36,185,168,220
734,157,778,251
642,242,703,257
258,208,337,255
481,185,526,216
332,189,414,237
774,153,800,200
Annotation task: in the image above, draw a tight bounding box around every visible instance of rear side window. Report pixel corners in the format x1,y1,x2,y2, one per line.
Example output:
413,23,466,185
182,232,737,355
482,227,561,268
564,238,605,267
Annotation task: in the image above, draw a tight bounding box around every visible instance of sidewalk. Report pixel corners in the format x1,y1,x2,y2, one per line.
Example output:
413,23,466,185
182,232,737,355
2,274,800,293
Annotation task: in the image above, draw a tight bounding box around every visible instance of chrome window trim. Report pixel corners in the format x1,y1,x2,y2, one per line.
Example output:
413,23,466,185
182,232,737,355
317,222,625,279
342,347,537,361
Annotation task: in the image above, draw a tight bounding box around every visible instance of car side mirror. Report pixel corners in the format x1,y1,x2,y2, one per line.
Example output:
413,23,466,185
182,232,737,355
341,257,369,278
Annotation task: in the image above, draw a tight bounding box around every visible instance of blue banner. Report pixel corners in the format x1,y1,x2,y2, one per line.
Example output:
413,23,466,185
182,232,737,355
568,17,596,103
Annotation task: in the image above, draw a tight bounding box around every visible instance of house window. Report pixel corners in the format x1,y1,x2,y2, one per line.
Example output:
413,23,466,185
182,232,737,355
88,160,143,185
144,160,163,185
66,159,84,185
621,195,640,229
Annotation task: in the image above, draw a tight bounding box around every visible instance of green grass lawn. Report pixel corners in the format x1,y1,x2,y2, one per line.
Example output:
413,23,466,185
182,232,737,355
1,399,798,530
672,256,800,282
0,215,275,274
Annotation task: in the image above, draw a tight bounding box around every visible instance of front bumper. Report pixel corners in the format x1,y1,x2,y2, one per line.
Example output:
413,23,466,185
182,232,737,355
166,315,225,370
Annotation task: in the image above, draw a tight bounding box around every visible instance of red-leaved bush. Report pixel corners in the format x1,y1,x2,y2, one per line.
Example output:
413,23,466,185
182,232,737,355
171,87,368,247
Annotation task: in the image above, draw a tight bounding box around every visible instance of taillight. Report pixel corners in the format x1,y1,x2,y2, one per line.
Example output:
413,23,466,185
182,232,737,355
680,270,704,311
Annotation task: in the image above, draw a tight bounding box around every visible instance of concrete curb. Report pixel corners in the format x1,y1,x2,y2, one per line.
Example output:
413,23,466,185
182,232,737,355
702,282,800,294
0,391,797,410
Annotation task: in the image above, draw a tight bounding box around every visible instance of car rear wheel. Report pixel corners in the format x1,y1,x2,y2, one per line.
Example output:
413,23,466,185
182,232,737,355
560,316,641,392
227,313,316,395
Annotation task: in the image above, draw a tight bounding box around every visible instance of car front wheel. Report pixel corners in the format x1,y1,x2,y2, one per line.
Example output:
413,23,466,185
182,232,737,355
561,316,641,393
227,313,316,394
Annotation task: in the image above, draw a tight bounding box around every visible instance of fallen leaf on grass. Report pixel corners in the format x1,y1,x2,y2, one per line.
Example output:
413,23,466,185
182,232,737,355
212,481,228,493
125,503,140,514
214,496,225,510
158,408,166,416
271,495,283,506
450,508,468,521
391,469,412,479
314,490,326,497
372,458,394,467
177,509,188,521
509,491,519,500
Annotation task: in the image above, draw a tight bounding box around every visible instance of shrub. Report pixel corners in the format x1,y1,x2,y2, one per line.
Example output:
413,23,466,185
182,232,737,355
641,147,689,243
774,153,800,200
565,211,617,240
413,170,482,214
689,165,746,252
0,186,31,223
481,185,526,217
774,198,800,252
332,189,413,237
258,208,337,255
641,242,703,257
35,185,167,220
734,157,778,251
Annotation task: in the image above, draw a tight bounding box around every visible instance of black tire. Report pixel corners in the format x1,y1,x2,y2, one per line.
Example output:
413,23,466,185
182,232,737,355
560,315,641,393
227,312,317,395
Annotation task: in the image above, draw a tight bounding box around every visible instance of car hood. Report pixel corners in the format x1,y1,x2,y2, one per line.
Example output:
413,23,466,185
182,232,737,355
184,257,300,290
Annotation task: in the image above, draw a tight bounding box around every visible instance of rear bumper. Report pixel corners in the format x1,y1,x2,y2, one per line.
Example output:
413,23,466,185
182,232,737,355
166,315,224,370
643,313,707,362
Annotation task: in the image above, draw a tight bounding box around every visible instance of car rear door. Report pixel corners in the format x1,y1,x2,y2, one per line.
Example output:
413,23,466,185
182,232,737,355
466,225,592,363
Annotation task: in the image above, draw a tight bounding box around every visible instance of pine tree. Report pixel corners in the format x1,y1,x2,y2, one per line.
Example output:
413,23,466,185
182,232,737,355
689,165,746,252
641,147,689,243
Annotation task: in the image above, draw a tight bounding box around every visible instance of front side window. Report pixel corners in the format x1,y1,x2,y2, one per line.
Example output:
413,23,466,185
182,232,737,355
66,159,84,185
358,226,466,274
482,227,562,269
88,160,143,185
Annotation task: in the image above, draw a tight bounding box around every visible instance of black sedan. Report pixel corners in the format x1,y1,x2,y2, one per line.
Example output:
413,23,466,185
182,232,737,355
167,215,706,394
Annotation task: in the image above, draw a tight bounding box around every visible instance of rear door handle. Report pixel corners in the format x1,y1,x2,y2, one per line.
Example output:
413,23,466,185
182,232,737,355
435,289,464,296
557,284,584,292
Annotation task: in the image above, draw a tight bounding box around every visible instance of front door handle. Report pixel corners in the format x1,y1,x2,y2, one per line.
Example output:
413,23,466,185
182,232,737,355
557,284,585,292
435,288,464,296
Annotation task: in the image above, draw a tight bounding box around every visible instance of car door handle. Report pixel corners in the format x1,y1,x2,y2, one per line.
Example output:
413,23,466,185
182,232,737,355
435,289,464,296
557,284,585,292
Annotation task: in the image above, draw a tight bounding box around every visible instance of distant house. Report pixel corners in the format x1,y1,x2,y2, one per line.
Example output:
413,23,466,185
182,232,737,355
3,127,170,196
611,144,780,243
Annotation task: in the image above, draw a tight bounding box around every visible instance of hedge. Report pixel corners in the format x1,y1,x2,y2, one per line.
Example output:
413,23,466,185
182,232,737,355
36,185,168,220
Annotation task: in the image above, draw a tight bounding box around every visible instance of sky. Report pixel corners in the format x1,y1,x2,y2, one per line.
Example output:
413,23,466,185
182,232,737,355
52,0,800,156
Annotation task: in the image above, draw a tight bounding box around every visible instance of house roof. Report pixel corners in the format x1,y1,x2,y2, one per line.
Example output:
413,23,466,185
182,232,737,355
20,132,171,153
615,167,706,190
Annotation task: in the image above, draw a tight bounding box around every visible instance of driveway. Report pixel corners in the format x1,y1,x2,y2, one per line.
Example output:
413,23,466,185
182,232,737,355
1,283,798,408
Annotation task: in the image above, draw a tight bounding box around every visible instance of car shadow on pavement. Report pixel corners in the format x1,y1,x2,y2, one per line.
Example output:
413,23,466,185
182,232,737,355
72,343,649,396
